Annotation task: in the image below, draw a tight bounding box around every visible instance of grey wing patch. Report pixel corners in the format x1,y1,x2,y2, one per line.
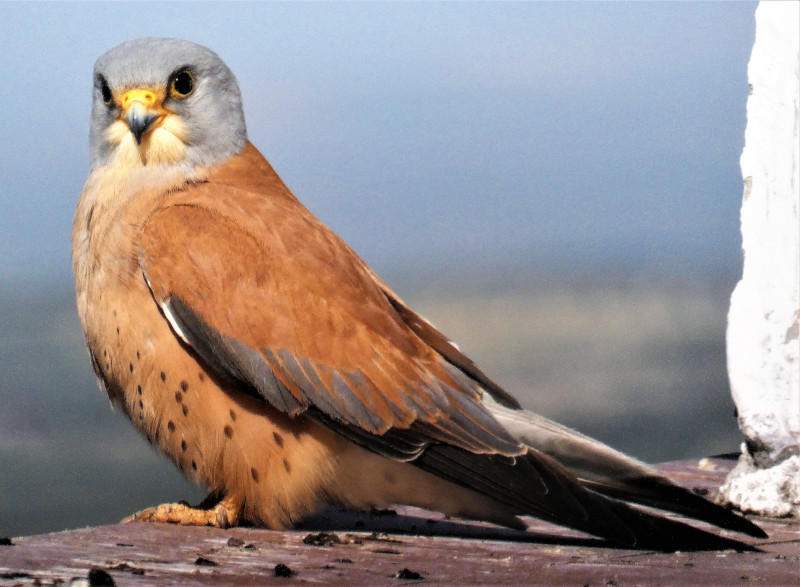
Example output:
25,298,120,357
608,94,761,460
162,295,305,415
269,348,386,432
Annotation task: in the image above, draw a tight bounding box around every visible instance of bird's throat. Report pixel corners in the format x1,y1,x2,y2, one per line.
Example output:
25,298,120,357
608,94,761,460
105,116,188,168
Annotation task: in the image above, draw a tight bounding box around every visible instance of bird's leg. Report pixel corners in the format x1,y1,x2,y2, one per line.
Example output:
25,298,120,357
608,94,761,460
123,491,243,528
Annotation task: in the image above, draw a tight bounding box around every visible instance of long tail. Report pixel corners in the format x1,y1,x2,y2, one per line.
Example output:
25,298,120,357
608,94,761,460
481,394,766,544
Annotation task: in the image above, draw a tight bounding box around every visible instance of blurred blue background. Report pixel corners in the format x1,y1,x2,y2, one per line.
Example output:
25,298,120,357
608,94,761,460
0,2,756,538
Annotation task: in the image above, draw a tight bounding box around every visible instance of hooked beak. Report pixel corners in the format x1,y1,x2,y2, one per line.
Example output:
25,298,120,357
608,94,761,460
121,88,161,145
126,105,158,145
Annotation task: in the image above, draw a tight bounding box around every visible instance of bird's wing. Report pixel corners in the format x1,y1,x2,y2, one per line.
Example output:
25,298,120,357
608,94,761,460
137,149,762,549
138,181,523,462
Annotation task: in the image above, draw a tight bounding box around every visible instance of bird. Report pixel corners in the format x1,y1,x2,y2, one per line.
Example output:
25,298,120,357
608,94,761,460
72,37,765,551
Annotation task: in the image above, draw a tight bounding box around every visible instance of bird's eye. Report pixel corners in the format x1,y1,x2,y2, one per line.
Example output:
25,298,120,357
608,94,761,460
169,69,194,100
98,76,113,105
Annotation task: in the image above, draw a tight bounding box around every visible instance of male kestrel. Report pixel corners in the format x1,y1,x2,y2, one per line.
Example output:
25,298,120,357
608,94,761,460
72,38,764,550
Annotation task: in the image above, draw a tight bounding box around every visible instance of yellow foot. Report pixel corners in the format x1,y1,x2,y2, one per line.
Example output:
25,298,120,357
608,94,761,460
122,492,243,528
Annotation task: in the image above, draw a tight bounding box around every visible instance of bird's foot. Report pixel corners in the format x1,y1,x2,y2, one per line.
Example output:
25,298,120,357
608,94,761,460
123,492,243,528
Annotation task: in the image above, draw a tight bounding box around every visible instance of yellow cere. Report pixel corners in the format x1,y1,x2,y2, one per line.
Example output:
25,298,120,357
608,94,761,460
121,88,158,110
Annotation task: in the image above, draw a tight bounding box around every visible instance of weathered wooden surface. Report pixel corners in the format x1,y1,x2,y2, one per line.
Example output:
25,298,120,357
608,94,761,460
1,458,798,585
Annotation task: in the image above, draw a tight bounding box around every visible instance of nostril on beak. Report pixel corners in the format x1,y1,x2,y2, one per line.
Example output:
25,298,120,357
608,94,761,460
122,89,156,110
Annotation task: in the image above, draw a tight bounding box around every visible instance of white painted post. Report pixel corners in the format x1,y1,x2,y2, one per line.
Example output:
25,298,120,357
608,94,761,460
720,1,800,518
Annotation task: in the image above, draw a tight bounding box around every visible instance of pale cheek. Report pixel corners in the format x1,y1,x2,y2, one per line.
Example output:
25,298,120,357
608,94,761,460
160,114,188,143
144,127,186,166
104,120,130,145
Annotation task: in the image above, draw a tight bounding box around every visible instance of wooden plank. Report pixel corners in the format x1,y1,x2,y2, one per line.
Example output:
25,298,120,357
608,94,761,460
1,458,798,585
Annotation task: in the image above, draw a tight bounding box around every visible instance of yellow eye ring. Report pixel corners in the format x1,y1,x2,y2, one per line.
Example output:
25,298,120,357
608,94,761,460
169,69,194,100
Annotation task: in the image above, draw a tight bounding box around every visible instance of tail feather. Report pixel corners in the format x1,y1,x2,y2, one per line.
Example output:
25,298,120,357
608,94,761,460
415,443,757,551
482,394,766,540
580,473,766,538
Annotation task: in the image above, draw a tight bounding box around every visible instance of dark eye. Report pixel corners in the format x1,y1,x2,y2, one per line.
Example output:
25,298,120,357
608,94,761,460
98,76,113,105
169,69,194,99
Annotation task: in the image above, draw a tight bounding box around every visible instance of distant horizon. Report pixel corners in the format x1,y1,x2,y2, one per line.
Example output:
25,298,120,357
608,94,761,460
2,239,743,304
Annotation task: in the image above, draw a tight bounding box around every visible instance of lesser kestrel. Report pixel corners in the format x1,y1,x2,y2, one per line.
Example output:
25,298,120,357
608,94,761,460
72,38,764,550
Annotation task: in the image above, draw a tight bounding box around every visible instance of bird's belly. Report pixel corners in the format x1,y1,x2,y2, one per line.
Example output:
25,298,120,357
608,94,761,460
80,284,344,528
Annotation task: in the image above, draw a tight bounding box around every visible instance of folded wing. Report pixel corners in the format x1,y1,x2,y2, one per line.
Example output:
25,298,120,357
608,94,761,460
138,178,764,550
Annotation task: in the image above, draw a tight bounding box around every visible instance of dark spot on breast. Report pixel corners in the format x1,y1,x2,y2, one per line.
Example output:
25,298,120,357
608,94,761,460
191,460,197,471
85,204,95,231
160,371,166,382
167,421,175,433
138,400,143,409
272,432,284,448
282,458,291,474
229,409,237,422
181,440,187,452
137,385,142,395
138,413,143,421
175,391,182,404
116,327,120,335
180,381,189,392
250,468,259,483
182,405,189,416
129,363,133,372
224,425,233,439
103,349,107,357
136,350,140,360
105,363,110,370
198,372,206,382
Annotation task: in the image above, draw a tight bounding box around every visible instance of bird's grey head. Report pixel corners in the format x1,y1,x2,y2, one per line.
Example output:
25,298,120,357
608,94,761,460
90,38,247,170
